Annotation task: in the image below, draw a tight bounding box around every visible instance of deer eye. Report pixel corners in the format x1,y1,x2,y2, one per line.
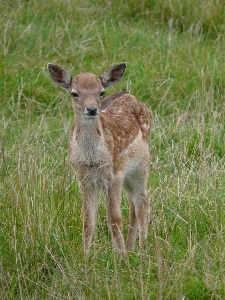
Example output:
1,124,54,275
71,91,79,98
100,90,105,97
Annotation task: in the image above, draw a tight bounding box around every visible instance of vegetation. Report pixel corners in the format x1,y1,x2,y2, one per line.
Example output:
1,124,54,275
1,0,225,299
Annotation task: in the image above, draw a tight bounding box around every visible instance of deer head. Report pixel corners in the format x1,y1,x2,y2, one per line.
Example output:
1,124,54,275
48,63,126,117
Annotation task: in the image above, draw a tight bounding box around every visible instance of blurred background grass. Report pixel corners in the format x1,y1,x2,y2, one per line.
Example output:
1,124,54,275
1,0,225,299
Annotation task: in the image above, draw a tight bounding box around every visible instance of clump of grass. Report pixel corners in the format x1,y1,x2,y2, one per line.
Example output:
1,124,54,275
1,0,225,299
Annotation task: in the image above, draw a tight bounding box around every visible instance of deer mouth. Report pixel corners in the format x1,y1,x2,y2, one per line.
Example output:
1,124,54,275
84,106,99,117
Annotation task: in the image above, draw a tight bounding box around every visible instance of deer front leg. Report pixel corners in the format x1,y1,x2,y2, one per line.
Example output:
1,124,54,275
81,185,98,253
106,176,126,252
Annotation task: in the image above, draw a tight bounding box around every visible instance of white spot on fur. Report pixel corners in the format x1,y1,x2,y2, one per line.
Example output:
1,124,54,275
119,130,142,157
142,123,148,129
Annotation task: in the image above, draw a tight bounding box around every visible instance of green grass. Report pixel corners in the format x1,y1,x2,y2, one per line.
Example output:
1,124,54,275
1,0,225,299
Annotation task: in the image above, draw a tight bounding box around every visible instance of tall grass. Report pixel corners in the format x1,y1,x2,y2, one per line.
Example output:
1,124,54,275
1,0,225,299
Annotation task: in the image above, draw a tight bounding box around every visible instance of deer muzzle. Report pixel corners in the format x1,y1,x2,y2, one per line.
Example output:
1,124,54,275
84,106,99,116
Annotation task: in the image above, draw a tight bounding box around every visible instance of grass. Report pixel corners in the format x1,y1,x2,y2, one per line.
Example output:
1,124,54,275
1,0,225,299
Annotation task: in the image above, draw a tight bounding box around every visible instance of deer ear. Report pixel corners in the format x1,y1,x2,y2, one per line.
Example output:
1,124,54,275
101,63,126,88
47,63,71,91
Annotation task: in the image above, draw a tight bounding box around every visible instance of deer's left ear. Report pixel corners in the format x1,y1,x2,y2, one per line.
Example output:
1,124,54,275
48,63,71,91
100,63,126,88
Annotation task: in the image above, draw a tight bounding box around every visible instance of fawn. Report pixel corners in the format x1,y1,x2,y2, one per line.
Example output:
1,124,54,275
48,62,152,252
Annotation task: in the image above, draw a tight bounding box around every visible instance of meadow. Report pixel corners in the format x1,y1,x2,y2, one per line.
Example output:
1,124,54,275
1,0,225,299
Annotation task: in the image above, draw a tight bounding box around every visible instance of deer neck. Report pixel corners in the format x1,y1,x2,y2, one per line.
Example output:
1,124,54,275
78,115,103,144
73,114,109,166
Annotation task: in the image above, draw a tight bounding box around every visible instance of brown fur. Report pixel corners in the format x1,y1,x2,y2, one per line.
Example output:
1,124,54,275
48,63,152,252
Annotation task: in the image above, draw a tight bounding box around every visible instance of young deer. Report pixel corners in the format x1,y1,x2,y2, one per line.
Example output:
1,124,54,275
48,62,152,252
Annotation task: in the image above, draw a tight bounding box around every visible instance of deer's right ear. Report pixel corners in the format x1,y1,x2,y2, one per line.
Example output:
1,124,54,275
47,63,71,91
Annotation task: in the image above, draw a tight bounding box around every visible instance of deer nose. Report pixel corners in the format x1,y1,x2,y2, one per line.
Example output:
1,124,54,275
85,106,99,116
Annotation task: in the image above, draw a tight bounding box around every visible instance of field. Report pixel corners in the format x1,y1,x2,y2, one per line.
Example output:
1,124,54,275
1,0,225,299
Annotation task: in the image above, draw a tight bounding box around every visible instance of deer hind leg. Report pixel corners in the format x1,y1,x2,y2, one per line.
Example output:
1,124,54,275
136,191,149,250
106,175,126,252
81,185,98,253
125,193,138,250
124,169,149,251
